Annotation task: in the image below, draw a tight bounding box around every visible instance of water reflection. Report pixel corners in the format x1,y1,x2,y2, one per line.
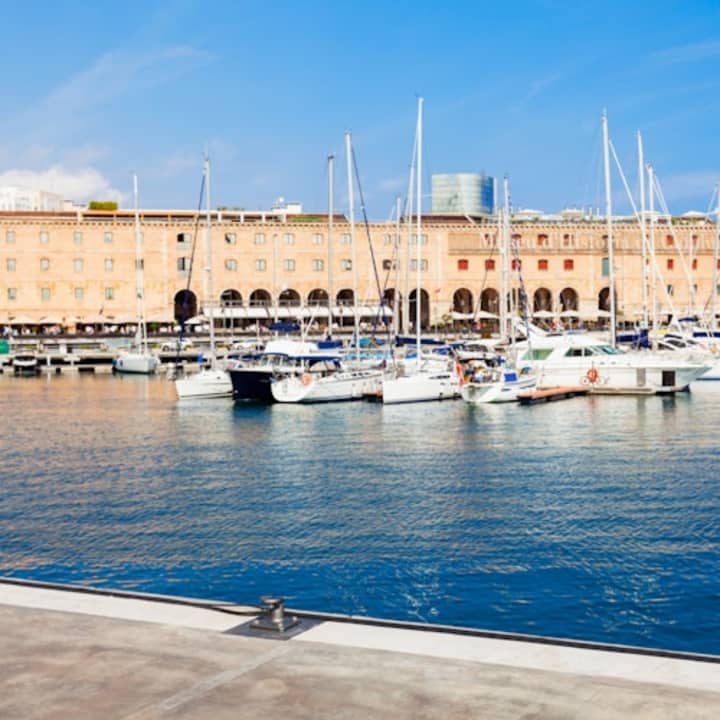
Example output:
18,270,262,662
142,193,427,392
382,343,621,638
1,374,719,653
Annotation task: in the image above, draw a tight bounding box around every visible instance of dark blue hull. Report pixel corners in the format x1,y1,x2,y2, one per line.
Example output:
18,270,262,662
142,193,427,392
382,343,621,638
229,367,275,402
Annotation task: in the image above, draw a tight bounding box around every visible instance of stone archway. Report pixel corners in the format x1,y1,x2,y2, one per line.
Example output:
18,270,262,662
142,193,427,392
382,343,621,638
480,288,499,314
453,288,474,315
249,289,272,307
174,289,197,322
409,288,430,330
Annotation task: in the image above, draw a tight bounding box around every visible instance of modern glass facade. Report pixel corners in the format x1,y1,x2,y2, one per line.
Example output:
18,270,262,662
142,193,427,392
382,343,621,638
431,173,495,215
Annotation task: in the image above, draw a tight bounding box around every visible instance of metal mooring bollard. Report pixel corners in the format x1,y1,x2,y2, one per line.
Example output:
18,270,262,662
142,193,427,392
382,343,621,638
250,596,300,634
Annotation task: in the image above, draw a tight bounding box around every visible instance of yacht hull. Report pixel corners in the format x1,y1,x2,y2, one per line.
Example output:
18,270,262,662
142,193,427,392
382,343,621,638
113,353,159,375
175,369,232,399
271,370,382,403
382,371,461,404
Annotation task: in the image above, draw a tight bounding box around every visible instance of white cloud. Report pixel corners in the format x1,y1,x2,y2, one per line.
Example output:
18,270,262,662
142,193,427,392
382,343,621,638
650,40,720,66
0,165,125,203
379,176,406,193
656,170,718,203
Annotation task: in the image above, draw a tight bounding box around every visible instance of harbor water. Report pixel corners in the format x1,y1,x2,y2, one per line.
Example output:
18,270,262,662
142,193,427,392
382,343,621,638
1,373,719,654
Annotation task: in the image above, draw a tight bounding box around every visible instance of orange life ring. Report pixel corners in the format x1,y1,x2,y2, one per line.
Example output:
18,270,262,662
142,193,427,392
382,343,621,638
455,361,464,384
586,367,599,384
301,373,312,386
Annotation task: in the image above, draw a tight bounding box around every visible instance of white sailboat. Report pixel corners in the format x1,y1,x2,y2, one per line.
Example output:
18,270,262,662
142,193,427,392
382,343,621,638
270,136,383,404
113,175,160,375
383,97,461,404
175,157,232,399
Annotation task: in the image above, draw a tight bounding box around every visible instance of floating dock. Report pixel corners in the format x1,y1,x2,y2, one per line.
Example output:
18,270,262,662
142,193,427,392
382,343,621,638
518,386,590,405
0,578,718,719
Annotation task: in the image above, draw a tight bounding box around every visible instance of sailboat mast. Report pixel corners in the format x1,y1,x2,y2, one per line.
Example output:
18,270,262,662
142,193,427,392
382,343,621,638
204,156,216,361
327,154,335,336
345,131,360,361
133,174,148,354
403,140,416,336
637,131,649,330
648,164,658,348
415,96,423,360
393,194,401,338
713,181,720,333
601,111,617,347
500,175,510,342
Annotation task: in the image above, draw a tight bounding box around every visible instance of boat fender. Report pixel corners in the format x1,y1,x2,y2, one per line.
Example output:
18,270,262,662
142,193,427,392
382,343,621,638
455,361,464,384
586,367,599,384
301,373,312,386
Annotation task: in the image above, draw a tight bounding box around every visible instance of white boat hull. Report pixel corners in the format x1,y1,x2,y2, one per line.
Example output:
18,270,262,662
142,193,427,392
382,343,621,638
535,361,709,394
271,370,382,403
113,352,159,375
382,370,461,404
461,374,537,404
175,368,232,399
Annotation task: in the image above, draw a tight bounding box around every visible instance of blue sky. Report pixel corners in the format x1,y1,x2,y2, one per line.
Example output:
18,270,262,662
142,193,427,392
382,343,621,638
1,0,720,216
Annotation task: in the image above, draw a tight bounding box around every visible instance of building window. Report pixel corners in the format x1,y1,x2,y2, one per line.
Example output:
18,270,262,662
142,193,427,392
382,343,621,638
6,230,15,243
7,288,17,300
105,287,114,300
340,233,352,244
74,231,83,245
41,287,51,301
312,233,323,245
40,257,50,271
538,259,549,271
563,233,572,246
410,259,428,271
254,233,266,245
485,259,496,271
665,235,674,247
225,258,238,271
537,234,548,247
39,231,49,243
255,259,267,271
283,259,295,271
135,259,144,271
667,284,674,296
74,287,84,300
383,233,394,245
511,233,521,245
312,259,324,271
341,259,352,271
666,258,674,271
511,258,521,270
177,257,190,272
283,233,295,245
225,233,237,245
177,232,191,244
458,259,469,271
563,259,574,271
6,258,16,272
74,258,84,272
104,231,113,244
105,258,114,271
692,258,698,270
411,234,428,245
382,259,392,270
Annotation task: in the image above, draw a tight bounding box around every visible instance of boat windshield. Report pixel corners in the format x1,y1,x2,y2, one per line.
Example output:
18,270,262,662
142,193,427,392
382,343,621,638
589,344,622,355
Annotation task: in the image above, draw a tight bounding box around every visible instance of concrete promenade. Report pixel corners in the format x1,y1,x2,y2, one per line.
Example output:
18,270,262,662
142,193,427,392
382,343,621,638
1,581,718,719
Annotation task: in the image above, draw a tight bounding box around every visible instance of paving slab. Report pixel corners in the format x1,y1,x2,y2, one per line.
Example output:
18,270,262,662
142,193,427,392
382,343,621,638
0,583,718,719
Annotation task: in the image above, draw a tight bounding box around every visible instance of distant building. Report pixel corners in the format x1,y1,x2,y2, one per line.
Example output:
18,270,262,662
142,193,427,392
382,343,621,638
431,173,495,216
0,186,65,212
271,197,303,215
